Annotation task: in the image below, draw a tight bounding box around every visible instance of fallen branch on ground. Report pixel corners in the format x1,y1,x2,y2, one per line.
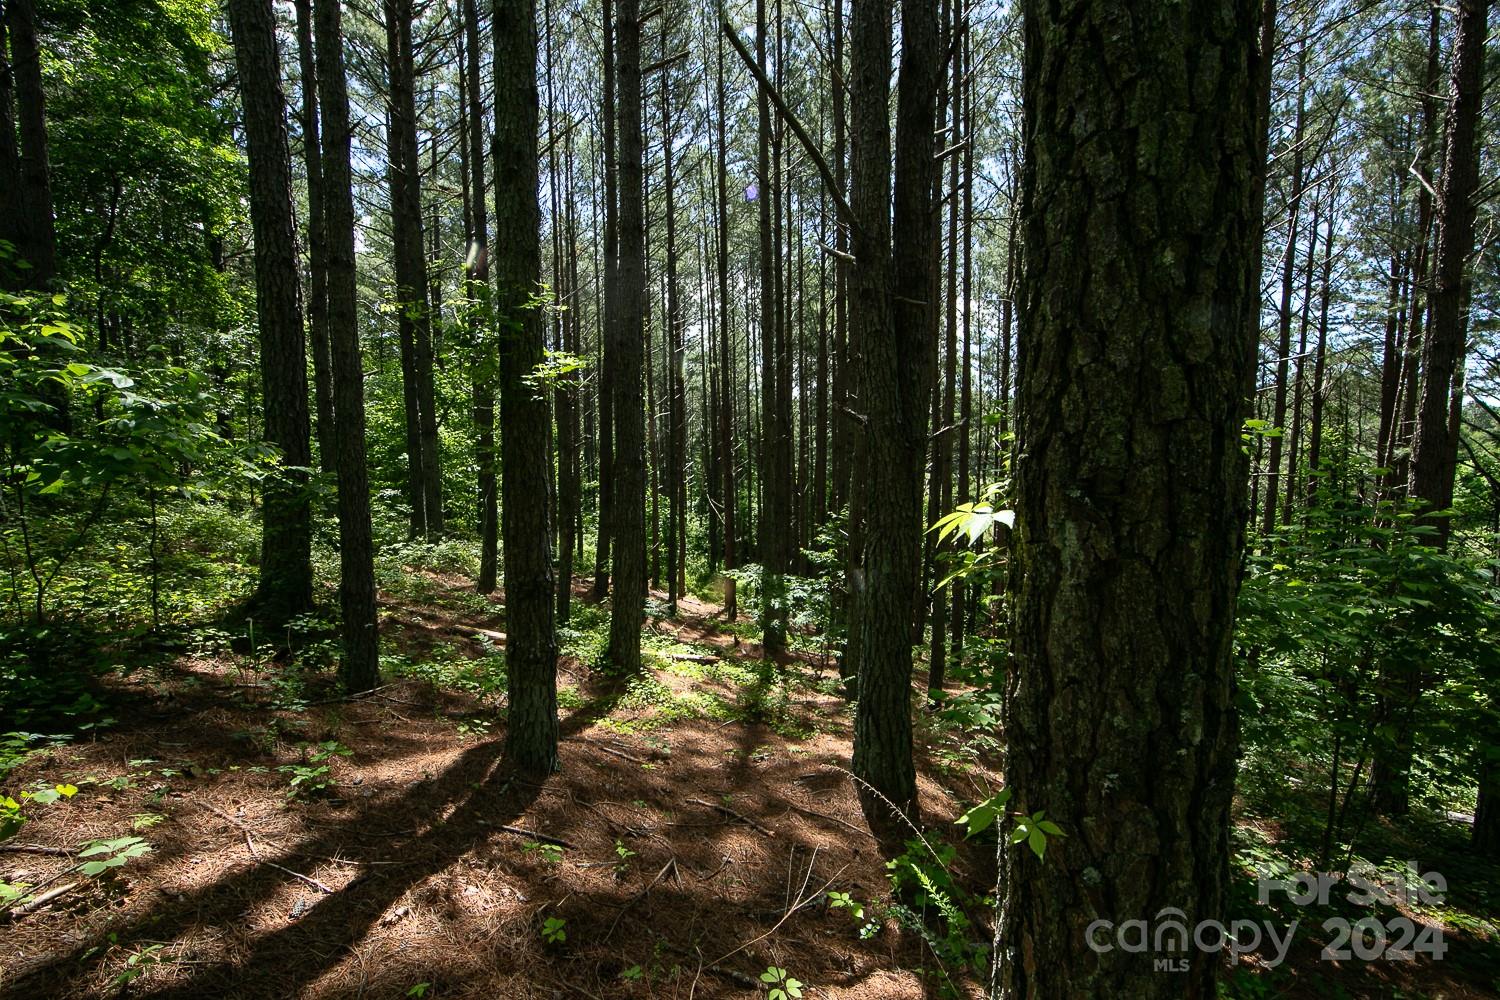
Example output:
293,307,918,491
494,824,576,849
686,798,773,837
605,856,677,940
2,881,78,918
0,843,73,856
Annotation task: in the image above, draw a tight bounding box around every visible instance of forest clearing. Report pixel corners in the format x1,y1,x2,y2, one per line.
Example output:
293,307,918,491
4,0,1500,995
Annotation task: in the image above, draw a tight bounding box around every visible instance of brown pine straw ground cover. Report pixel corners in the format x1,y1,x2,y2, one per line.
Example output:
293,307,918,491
0,576,998,999
5,572,1496,999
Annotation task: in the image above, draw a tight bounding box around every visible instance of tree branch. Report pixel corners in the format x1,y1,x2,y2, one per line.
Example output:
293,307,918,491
719,9,857,235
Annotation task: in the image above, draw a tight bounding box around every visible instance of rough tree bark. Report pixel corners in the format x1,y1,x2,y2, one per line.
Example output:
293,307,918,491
314,0,380,692
493,0,559,774
605,0,646,674
227,0,315,626
1373,0,1488,818
463,0,498,595
849,0,941,824
996,0,1261,995
384,0,443,538
292,0,335,475
6,0,54,286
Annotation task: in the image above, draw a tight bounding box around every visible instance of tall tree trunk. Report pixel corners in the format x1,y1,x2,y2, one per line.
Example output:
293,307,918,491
591,0,618,601
951,11,973,669
228,0,315,626
1261,43,1306,536
314,0,379,692
849,0,941,824
1372,0,1487,817
1390,8,1443,497
997,0,1260,994
6,0,54,286
494,0,559,774
662,37,685,615
756,0,790,656
716,29,738,622
556,126,582,622
1283,193,1320,525
463,0,498,594
829,0,851,516
928,0,960,696
1410,0,1484,546
0,4,21,275
384,0,442,538
606,0,646,674
293,0,335,475
1305,209,1333,497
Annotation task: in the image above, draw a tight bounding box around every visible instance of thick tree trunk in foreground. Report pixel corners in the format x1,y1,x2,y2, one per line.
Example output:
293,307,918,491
314,0,379,692
493,0,558,774
997,0,1260,995
605,0,646,674
228,0,315,626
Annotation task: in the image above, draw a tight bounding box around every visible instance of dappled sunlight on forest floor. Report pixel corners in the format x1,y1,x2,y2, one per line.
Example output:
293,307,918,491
0,575,995,999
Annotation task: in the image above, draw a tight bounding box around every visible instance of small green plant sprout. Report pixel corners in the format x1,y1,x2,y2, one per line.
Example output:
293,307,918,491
759,966,804,1000
541,915,567,944
2,782,81,839
613,838,636,873
827,890,863,920
406,983,432,998
28,782,79,805
619,965,643,982
956,787,1011,838
523,840,564,864
828,890,880,939
110,943,165,988
0,880,31,907
77,835,151,876
131,812,166,831
277,740,351,799
1010,812,1065,860
957,788,1066,859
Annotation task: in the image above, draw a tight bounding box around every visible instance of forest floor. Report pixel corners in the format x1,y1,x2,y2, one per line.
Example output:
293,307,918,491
1,571,1498,999
0,573,996,999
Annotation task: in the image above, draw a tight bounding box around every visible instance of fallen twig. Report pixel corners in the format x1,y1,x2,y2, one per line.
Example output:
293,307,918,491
264,860,334,894
594,744,647,765
708,859,850,968
0,843,73,856
4,881,79,917
605,856,677,940
686,798,773,837
450,624,507,643
299,682,401,707
199,803,369,869
788,803,870,838
655,936,762,991
495,824,576,849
